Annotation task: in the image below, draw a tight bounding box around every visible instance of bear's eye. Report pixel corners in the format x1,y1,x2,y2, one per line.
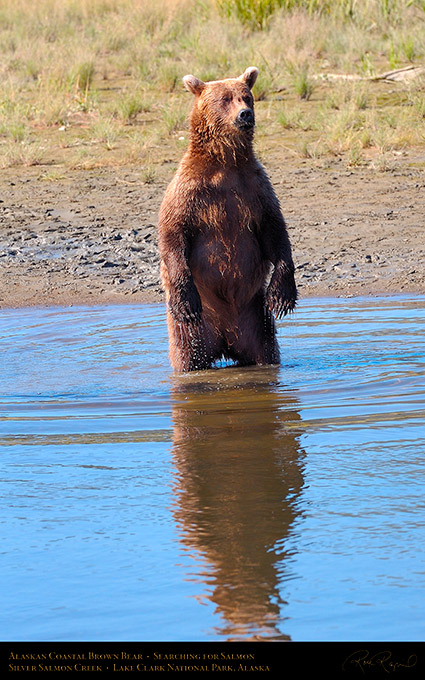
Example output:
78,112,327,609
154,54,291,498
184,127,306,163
222,95,232,105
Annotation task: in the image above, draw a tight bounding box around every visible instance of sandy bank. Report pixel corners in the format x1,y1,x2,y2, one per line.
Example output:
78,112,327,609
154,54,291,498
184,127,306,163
1,155,424,309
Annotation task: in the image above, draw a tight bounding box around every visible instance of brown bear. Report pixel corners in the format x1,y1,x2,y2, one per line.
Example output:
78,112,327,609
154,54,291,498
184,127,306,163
158,67,297,372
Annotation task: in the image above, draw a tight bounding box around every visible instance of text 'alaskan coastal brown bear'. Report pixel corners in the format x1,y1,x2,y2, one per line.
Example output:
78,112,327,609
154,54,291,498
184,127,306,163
158,67,297,372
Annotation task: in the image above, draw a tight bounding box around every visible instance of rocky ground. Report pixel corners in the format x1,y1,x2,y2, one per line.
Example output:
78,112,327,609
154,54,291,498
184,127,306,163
1,152,424,309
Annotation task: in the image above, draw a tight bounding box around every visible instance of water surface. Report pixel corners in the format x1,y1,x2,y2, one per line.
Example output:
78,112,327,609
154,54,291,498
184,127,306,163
1,296,424,641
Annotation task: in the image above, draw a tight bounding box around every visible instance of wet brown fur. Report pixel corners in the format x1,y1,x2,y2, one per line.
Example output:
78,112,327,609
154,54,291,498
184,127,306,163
158,68,297,372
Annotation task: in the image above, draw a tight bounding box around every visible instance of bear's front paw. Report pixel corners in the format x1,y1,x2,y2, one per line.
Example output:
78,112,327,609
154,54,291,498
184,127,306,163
169,280,202,325
266,272,297,319
266,290,297,319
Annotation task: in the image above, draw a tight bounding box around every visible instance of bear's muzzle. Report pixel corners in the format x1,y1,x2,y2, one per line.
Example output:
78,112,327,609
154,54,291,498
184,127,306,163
235,108,255,131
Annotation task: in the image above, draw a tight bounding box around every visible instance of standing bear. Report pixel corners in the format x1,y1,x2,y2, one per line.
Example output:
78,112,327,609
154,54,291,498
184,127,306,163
158,67,297,372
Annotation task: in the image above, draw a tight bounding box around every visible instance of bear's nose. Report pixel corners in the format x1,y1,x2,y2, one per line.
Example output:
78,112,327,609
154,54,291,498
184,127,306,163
236,108,254,129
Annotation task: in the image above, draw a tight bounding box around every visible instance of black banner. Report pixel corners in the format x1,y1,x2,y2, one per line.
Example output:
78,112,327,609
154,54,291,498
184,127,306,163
2,642,424,675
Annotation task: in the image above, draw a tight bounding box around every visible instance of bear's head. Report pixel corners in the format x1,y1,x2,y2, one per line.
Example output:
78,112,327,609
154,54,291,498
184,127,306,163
182,67,259,156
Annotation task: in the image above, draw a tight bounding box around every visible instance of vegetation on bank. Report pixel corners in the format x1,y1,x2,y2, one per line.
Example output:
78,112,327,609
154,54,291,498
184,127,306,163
0,0,424,176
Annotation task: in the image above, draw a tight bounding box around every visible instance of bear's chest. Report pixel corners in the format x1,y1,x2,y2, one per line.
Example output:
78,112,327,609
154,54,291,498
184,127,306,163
188,189,267,304
192,190,261,270
196,187,261,235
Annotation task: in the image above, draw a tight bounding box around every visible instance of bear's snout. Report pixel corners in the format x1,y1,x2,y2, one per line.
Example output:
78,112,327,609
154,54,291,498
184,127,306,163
235,108,254,130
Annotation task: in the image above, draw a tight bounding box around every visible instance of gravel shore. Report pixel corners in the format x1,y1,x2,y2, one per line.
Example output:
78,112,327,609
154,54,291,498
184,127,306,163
1,155,424,309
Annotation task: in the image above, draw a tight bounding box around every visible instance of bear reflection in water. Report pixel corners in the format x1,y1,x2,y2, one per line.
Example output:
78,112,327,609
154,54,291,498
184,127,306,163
158,68,297,372
169,366,305,641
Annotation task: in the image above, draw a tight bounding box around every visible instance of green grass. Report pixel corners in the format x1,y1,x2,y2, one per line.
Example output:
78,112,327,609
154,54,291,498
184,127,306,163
0,0,424,174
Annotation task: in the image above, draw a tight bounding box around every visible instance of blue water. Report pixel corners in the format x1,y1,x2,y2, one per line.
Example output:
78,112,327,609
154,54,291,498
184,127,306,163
1,296,424,641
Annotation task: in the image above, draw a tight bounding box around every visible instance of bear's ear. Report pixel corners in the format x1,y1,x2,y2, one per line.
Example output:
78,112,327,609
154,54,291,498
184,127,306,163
239,66,259,90
183,74,206,96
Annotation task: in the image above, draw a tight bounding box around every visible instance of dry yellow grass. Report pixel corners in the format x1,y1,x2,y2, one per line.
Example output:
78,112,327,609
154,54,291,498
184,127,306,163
0,0,424,174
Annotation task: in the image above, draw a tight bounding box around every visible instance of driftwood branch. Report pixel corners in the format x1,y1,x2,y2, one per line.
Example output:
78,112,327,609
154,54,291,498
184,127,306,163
314,65,425,83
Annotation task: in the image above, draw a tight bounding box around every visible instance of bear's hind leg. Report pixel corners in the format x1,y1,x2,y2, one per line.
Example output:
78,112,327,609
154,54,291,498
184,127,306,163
167,312,223,372
226,295,280,367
